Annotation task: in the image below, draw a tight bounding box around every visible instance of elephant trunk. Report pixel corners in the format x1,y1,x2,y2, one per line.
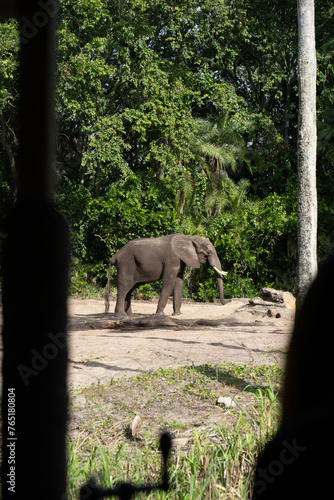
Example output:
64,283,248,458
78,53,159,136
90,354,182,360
216,274,226,305
208,250,227,305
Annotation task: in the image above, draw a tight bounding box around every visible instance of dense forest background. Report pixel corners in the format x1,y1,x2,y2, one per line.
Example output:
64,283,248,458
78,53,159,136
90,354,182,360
1,0,334,300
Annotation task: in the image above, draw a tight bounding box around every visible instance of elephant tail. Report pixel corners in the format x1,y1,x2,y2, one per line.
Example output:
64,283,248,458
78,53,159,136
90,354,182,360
105,254,116,313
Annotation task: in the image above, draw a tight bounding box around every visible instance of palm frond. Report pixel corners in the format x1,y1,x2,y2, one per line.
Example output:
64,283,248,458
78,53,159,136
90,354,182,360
192,112,252,176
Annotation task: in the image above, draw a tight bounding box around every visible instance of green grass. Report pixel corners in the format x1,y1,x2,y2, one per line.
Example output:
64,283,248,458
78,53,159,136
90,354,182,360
67,363,283,499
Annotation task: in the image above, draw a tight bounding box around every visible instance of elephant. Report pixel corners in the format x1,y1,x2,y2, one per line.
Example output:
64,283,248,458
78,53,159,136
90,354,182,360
105,233,228,318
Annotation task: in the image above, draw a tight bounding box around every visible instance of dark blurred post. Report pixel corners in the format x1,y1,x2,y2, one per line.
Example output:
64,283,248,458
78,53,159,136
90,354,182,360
1,0,69,498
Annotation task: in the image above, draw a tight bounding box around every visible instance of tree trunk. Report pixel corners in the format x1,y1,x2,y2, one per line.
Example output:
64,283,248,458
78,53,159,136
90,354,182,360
296,0,318,312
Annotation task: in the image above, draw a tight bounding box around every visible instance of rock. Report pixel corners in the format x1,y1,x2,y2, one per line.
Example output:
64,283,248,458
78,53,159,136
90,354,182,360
281,291,296,309
260,288,296,309
237,292,296,318
260,288,284,303
267,309,282,318
249,298,282,308
216,397,236,408
130,415,142,437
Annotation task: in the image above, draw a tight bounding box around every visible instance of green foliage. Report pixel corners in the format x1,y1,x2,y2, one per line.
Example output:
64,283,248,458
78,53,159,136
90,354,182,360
69,259,107,297
56,173,180,264
0,20,19,111
2,0,334,296
191,113,253,175
0,19,19,215
205,193,297,296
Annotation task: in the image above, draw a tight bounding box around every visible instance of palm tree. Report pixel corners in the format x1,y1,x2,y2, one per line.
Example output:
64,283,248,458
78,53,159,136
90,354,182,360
204,176,250,217
176,111,254,223
193,112,253,217
192,112,253,178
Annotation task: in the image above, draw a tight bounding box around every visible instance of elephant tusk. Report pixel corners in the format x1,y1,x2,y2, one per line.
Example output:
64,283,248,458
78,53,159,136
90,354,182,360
213,266,228,276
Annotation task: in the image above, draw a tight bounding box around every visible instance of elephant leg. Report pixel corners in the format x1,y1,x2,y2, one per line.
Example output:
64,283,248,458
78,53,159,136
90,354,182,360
156,262,183,315
172,277,183,315
172,264,185,315
115,277,134,318
156,279,175,315
125,289,133,315
114,291,127,317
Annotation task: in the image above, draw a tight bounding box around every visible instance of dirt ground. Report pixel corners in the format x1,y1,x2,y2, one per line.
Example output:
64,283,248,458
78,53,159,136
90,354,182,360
67,296,294,388
0,296,295,456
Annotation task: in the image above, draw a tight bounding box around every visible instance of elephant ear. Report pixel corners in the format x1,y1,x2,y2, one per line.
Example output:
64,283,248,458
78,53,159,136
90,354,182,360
171,234,201,268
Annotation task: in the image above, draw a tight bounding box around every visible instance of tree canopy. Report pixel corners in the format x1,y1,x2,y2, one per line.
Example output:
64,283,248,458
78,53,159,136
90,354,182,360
1,0,334,298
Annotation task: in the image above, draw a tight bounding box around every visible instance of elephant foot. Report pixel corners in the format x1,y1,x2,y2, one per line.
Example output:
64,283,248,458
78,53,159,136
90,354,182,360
114,312,127,319
155,310,166,316
172,311,182,316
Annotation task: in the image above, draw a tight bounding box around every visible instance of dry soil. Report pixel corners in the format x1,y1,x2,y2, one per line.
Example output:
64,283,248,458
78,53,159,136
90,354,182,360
67,297,294,388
